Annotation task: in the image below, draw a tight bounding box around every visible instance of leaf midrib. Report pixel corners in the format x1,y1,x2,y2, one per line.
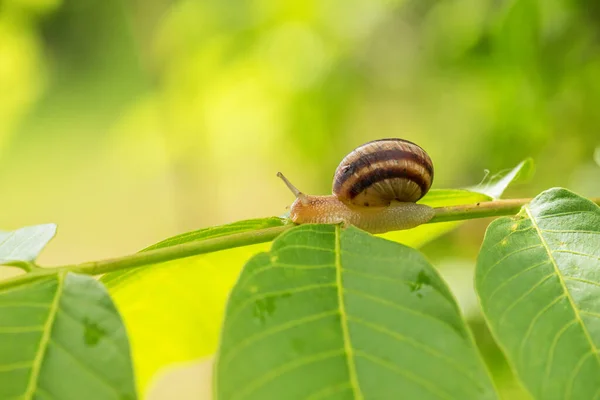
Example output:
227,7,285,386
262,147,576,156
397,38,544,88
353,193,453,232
23,272,64,399
334,226,363,400
525,205,600,395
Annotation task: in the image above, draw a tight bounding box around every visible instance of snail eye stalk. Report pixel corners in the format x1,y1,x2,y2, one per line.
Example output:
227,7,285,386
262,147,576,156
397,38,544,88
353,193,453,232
277,172,303,198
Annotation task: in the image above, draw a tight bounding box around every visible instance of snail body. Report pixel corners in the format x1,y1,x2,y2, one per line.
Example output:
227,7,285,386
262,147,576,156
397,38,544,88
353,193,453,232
278,138,436,234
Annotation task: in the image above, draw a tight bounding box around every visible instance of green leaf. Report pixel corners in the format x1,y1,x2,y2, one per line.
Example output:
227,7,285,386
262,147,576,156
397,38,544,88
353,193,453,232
475,188,600,399
215,224,497,399
143,217,288,251
0,224,56,266
101,218,285,395
0,272,137,400
468,158,534,200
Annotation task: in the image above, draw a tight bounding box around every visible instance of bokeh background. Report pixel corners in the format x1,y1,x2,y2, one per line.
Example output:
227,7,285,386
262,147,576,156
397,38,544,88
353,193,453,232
1,0,599,398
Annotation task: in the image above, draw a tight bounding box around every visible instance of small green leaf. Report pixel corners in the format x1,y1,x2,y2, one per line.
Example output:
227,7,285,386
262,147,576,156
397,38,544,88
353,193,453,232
142,217,288,251
468,158,534,200
0,224,56,266
215,224,497,399
0,272,137,400
476,188,600,399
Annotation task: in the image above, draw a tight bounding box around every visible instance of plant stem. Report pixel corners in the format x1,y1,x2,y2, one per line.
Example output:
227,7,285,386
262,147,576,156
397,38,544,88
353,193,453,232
0,226,291,291
432,197,600,223
429,198,533,223
3,261,34,272
63,225,291,276
1,197,599,290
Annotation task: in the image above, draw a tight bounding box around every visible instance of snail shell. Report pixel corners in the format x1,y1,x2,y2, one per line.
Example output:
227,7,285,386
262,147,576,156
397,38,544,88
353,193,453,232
332,138,434,207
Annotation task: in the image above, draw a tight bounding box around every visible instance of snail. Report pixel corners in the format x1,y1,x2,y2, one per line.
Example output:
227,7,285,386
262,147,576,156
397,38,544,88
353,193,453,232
277,138,436,234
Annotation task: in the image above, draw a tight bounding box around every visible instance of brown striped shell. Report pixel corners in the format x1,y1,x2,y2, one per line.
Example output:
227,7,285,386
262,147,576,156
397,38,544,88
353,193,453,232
332,138,434,207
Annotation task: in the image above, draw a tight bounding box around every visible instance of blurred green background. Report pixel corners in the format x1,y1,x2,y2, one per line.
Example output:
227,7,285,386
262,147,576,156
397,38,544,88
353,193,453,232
1,0,599,398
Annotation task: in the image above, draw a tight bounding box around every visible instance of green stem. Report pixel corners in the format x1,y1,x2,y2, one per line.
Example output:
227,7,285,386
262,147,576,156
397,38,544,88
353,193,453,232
63,225,290,275
0,226,291,291
2,261,36,273
429,198,533,223
1,197,599,290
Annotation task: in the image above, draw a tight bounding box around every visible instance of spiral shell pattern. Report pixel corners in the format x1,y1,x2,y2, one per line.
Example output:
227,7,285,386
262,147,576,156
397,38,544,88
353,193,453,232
332,138,434,207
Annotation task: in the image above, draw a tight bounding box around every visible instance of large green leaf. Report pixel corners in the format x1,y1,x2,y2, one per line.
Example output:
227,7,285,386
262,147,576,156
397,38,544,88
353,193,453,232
102,218,286,395
215,224,497,399
0,272,137,400
0,224,56,266
475,188,600,399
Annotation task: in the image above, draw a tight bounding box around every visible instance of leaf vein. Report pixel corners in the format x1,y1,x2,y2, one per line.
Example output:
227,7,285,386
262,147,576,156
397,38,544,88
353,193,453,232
305,382,352,400
334,226,363,400
348,316,481,386
543,319,578,397
479,245,545,285
489,225,534,249
344,288,462,337
230,349,345,400
541,229,600,235
563,276,600,289
342,269,418,288
517,295,567,366
226,284,337,328
235,263,335,290
0,302,51,309
0,279,52,295
48,337,121,396
0,361,32,373
278,244,335,254
497,273,556,324
566,350,599,399
581,310,600,319
354,350,453,400
536,210,599,220
552,250,600,261
23,273,64,400
0,325,45,333
525,204,600,399
219,310,339,372
485,260,551,303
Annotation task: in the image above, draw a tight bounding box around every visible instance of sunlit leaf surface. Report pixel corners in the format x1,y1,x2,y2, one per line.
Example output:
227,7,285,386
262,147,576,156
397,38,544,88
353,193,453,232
476,188,600,399
215,224,497,399
101,218,286,395
0,224,56,266
0,272,136,400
